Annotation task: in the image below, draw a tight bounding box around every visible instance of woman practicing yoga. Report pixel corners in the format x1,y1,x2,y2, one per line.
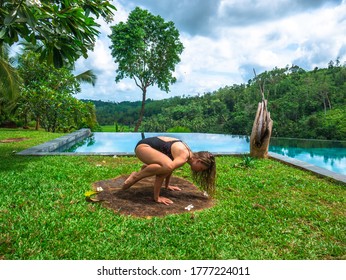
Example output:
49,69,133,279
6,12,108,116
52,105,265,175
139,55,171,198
122,136,216,205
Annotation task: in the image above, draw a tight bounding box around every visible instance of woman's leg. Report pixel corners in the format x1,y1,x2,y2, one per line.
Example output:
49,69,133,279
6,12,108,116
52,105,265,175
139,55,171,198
122,144,173,190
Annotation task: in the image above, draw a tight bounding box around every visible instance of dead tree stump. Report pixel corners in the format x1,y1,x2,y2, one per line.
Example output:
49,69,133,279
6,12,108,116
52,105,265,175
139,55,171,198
249,69,273,158
250,99,273,158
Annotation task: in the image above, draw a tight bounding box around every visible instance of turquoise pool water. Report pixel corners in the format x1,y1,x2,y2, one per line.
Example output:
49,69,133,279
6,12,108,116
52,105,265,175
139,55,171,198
269,138,346,175
62,132,250,154
61,132,346,175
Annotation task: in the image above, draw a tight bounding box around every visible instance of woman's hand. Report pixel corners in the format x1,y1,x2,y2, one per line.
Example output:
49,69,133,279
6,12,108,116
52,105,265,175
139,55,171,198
166,185,181,191
156,196,174,205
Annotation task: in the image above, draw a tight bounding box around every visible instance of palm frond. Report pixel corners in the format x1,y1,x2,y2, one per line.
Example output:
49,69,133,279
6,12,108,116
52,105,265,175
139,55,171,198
0,56,21,101
74,70,97,86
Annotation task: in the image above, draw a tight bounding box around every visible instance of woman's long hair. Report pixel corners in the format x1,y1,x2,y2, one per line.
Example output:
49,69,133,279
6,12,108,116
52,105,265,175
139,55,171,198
191,151,216,196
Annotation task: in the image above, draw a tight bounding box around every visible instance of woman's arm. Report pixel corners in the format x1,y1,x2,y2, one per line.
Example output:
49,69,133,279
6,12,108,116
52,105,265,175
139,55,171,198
154,175,173,205
164,173,172,188
170,142,190,169
171,157,187,169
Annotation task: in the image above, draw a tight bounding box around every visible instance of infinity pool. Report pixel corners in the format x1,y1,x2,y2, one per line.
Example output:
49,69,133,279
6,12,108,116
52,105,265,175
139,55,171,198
60,132,346,175
62,132,250,154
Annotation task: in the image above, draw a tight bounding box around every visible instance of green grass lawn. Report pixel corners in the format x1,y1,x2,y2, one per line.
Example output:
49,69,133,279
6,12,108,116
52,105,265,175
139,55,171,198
99,124,117,132
98,124,133,132
0,128,345,260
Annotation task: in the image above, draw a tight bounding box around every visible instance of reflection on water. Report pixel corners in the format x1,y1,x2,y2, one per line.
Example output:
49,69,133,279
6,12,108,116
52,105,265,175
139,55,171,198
62,133,346,175
269,138,346,175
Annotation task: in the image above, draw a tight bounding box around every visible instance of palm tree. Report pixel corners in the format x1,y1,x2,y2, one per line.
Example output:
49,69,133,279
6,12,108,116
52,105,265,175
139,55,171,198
0,44,22,120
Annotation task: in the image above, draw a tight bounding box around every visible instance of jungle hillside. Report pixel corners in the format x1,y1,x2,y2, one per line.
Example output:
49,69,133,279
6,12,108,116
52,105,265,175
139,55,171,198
84,63,346,140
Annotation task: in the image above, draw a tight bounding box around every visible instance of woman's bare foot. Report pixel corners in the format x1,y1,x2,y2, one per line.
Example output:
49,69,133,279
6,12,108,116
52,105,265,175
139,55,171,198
122,172,137,190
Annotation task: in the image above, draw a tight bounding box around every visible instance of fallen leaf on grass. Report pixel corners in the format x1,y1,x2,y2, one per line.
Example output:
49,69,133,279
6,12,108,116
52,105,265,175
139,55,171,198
252,203,266,211
84,190,103,202
85,190,98,197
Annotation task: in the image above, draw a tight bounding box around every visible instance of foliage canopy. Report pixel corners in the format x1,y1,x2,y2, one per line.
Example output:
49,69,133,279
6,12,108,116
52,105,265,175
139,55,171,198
0,0,116,67
109,7,184,92
0,1,111,129
17,51,98,132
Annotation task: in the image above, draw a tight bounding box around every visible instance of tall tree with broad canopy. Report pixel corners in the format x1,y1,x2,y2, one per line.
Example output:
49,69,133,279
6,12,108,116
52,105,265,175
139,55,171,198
109,7,184,131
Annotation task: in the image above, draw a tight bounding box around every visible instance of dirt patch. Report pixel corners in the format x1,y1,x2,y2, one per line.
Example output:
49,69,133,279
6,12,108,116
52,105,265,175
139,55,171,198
0,138,30,143
90,175,215,218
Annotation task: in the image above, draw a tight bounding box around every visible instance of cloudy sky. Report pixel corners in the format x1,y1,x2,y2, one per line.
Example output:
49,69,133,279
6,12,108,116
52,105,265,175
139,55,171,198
74,0,346,102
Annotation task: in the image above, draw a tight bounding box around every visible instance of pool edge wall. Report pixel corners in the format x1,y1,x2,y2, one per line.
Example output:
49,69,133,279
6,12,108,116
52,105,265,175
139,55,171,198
16,128,92,156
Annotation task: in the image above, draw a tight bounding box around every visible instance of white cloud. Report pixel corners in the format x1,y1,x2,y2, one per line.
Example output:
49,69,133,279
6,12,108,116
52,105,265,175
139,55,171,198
75,0,346,102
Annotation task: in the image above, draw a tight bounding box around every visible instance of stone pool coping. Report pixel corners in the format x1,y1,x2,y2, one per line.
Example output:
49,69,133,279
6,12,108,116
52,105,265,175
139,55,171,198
16,128,92,156
16,129,346,184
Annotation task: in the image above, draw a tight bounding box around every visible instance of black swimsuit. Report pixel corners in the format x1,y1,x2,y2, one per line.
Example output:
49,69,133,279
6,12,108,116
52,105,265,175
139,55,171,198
135,137,183,160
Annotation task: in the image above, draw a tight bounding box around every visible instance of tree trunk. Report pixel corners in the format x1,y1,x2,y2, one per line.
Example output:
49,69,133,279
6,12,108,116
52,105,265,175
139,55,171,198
35,116,40,130
134,88,147,132
250,99,273,158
